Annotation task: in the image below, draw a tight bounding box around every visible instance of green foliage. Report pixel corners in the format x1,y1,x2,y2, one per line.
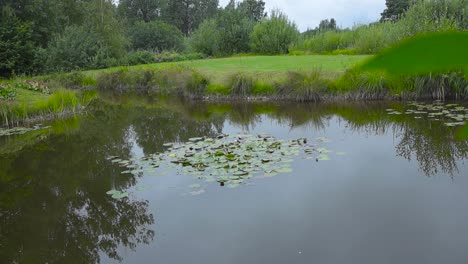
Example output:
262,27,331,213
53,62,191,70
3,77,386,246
35,90,79,113
118,0,166,23
206,84,230,95
129,21,185,52
291,0,466,55
216,6,256,55
359,32,468,76
252,82,274,95
0,89,93,126
352,22,404,54
165,0,219,35
153,51,205,63
291,30,354,54
190,19,221,56
228,73,254,96
381,0,410,22
185,71,209,97
0,15,35,77
0,84,17,100
318,18,337,32
238,0,267,22
44,26,111,72
14,80,50,94
334,70,389,96
276,71,329,102
126,51,157,65
250,10,299,54
95,66,208,96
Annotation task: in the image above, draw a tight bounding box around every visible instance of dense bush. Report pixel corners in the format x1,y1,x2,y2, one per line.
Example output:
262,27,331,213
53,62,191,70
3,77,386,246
216,8,256,55
0,15,35,77
44,26,116,72
250,10,299,54
129,21,185,52
190,19,221,56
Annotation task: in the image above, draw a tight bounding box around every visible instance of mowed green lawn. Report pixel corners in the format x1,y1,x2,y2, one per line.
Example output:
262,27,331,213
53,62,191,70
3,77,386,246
87,55,371,83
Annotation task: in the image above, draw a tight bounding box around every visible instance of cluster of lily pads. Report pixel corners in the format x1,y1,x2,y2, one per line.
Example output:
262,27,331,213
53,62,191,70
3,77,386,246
387,102,468,127
0,125,51,137
106,134,339,199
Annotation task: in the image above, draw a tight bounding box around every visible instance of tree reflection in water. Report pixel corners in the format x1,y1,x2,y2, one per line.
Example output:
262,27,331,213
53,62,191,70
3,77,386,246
1,99,467,263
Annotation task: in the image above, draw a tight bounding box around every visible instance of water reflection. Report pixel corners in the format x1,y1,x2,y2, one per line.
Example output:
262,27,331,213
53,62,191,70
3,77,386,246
1,99,468,263
175,100,468,176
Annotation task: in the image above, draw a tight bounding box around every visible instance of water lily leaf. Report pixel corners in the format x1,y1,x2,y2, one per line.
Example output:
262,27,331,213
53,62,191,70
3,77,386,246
277,167,293,173
106,190,119,195
316,147,331,153
112,192,129,199
189,184,201,188
317,154,331,161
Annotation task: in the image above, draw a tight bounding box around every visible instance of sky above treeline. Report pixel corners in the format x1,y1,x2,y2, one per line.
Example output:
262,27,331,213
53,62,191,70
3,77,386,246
219,0,386,31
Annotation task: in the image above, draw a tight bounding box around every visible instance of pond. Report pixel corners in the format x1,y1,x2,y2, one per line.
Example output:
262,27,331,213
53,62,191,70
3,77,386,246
1,98,468,264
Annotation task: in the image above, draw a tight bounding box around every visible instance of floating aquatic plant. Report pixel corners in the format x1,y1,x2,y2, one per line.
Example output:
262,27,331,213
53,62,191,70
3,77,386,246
386,102,468,127
107,134,339,195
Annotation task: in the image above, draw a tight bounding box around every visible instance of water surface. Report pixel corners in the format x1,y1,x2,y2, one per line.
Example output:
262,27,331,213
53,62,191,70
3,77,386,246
1,99,468,264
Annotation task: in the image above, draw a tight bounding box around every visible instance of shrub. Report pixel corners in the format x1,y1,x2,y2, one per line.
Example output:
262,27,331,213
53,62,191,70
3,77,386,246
250,10,299,54
129,21,185,52
45,26,114,72
0,15,35,78
217,10,256,55
126,51,156,66
190,19,221,56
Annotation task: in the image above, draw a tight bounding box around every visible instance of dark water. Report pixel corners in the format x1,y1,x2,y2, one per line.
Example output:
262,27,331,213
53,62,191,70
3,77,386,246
1,99,468,264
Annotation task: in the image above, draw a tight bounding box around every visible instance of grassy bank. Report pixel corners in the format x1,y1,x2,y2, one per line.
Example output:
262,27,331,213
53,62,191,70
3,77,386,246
1,54,467,127
0,82,96,127
43,54,467,101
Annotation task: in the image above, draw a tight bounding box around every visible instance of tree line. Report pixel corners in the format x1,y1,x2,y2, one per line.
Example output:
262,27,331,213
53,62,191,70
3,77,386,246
1,0,466,78
1,0,300,77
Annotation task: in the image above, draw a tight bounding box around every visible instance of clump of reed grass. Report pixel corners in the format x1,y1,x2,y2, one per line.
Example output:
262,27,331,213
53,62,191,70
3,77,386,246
184,71,209,97
334,70,390,100
276,71,329,102
228,73,254,96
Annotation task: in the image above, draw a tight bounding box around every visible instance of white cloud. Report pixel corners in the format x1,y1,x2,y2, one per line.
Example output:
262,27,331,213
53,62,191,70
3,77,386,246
219,0,386,31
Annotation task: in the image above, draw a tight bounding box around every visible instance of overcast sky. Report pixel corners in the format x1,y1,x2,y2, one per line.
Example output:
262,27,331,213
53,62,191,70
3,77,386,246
219,0,386,31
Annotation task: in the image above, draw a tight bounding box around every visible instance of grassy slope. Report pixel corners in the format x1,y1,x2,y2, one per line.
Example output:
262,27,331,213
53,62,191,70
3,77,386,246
85,55,370,83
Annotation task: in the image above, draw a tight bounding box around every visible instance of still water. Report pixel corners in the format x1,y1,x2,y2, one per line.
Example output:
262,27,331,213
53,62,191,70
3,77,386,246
1,99,468,264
